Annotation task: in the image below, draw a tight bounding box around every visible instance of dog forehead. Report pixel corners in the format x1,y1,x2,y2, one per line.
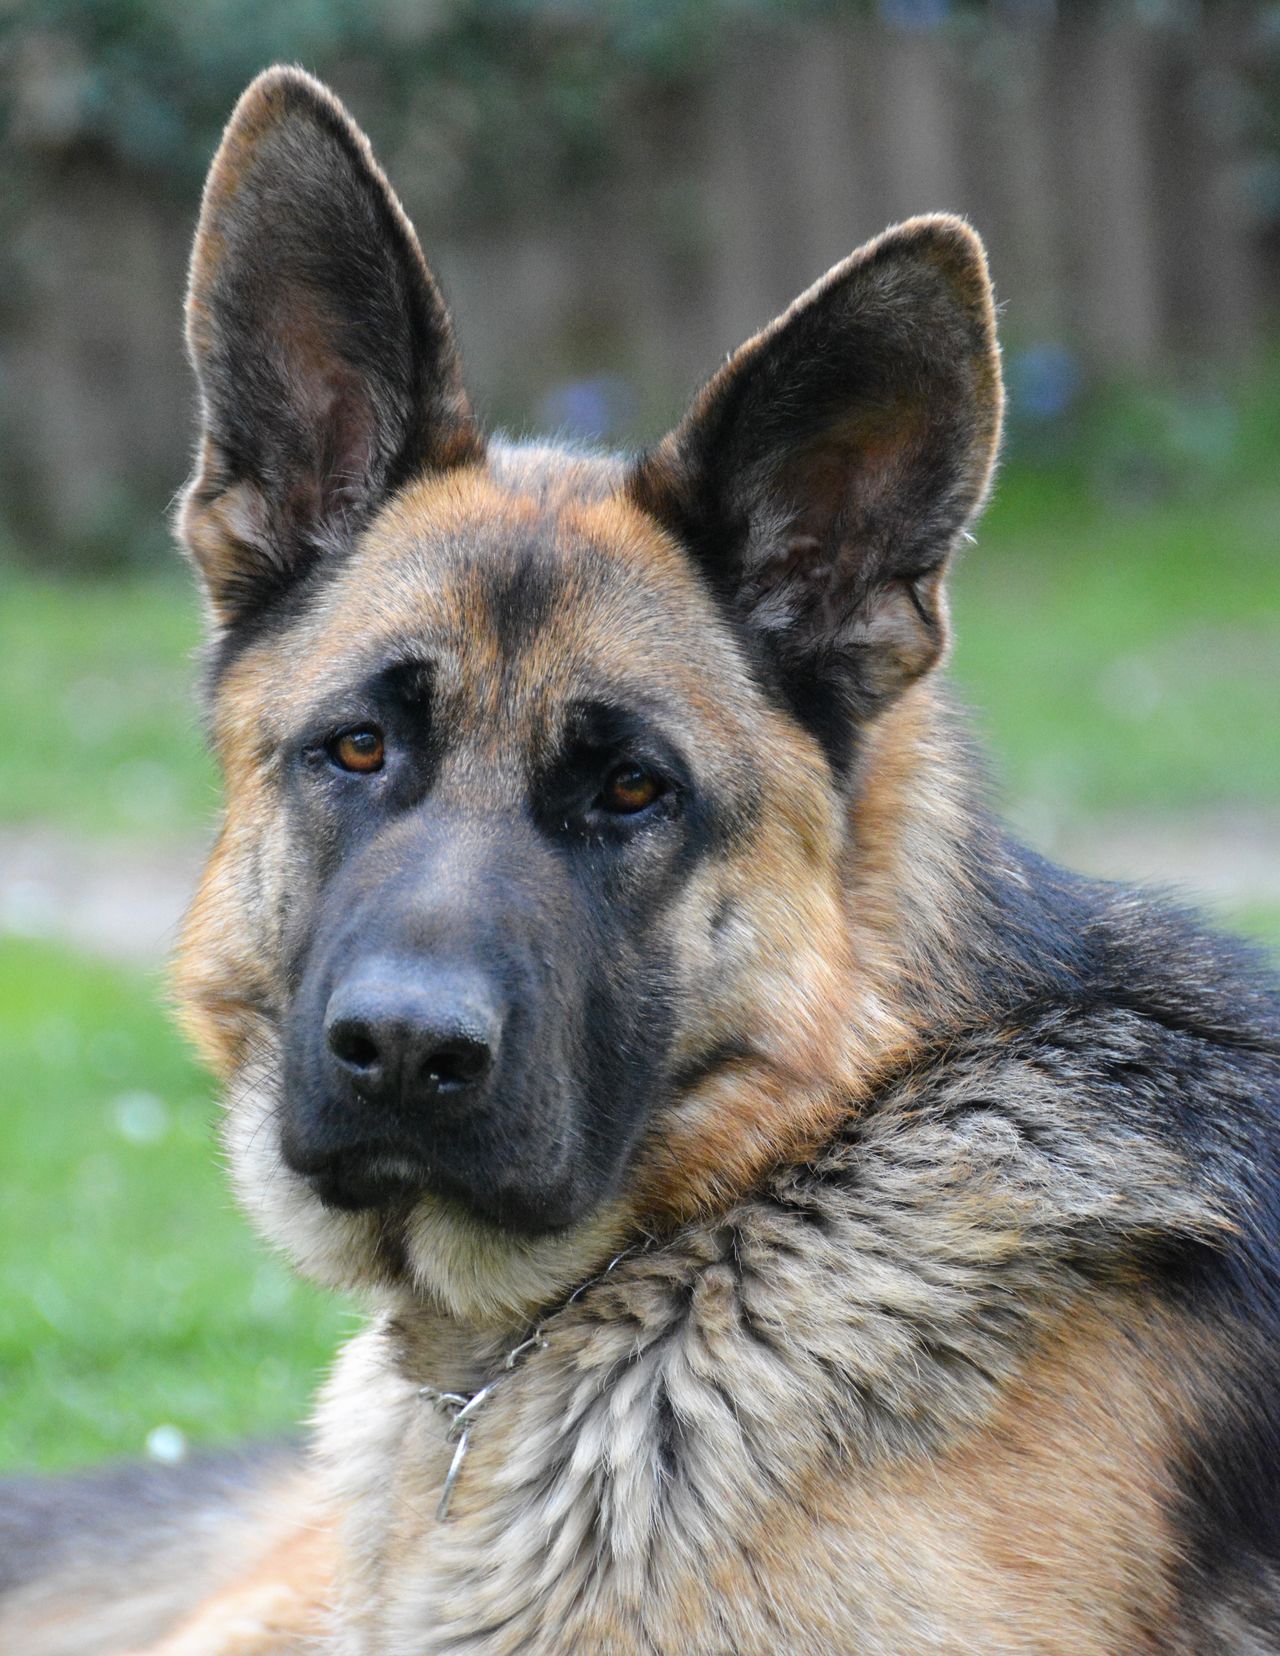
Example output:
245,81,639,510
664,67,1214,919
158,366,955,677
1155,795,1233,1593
262,462,756,719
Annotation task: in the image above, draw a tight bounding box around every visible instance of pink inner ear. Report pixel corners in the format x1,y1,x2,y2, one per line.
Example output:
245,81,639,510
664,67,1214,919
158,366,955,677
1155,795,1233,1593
319,383,378,512
268,293,380,530
267,375,377,552
776,403,931,562
741,403,949,687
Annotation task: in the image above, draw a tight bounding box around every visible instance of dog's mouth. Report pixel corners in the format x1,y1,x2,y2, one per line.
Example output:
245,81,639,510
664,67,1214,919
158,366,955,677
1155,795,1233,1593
282,1125,595,1236
286,1141,429,1214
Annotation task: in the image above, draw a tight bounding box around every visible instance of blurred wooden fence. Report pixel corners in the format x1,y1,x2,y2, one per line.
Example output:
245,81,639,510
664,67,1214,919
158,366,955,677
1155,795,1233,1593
3,14,1276,550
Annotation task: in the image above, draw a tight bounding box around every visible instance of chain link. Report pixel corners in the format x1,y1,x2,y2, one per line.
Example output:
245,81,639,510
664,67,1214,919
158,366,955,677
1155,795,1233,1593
419,1240,652,1520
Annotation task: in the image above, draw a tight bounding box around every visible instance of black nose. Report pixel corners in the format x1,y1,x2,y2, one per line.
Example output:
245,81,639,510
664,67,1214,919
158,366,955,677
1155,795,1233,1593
324,960,501,1110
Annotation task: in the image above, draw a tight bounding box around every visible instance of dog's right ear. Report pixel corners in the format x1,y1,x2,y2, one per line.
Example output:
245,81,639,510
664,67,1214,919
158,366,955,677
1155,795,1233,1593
180,67,481,629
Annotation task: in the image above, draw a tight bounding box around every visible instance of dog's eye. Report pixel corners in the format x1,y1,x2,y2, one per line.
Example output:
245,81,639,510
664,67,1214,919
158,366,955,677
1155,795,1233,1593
598,763,663,815
328,727,385,774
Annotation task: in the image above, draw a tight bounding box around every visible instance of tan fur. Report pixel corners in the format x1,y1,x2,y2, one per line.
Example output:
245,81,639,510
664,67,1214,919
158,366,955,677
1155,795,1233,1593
748,1303,1193,1656
126,1518,336,1656
55,67,1269,1656
0,1469,323,1656
92,1311,1202,1656
300,1059,1224,1654
177,466,888,1316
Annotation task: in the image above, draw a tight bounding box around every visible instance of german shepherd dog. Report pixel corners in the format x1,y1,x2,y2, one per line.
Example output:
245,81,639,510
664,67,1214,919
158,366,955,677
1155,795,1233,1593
4,65,1280,1655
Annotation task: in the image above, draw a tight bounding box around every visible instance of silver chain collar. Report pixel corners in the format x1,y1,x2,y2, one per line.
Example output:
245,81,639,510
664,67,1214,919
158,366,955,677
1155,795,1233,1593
419,1240,652,1520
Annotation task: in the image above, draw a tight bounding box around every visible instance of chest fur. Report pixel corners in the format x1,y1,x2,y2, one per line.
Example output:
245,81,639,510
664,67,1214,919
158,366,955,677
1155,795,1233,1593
315,1032,1230,1655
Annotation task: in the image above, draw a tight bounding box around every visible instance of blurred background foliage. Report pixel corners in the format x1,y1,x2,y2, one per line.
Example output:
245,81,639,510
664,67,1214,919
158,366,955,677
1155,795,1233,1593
3,0,1277,196
3,0,715,200
0,0,1277,1472
4,0,1280,559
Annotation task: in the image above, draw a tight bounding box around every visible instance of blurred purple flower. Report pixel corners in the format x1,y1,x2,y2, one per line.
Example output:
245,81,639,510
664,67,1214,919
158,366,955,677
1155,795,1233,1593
878,0,953,31
1008,343,1081,423
537,374,637,443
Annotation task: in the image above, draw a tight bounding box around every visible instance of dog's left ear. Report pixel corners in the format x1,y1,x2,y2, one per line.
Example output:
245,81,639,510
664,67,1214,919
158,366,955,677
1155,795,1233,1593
630,215,1001,766
181,67,481,629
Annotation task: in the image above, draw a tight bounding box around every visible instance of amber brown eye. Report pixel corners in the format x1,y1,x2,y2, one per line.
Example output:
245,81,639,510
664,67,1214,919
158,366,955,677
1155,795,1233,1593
599,762,663,815
329,727,385,774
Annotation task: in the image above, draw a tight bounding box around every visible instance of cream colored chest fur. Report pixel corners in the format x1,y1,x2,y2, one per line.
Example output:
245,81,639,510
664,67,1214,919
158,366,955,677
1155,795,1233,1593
313,1056,1221,1656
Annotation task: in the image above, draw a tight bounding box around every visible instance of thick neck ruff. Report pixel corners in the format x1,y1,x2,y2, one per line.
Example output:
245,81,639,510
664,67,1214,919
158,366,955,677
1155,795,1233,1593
389,998,1227,1525
316,991,1250,1653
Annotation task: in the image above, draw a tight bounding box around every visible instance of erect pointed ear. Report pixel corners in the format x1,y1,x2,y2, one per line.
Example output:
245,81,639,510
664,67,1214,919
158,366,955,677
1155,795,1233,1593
180,67,482,629
629,215,1002,768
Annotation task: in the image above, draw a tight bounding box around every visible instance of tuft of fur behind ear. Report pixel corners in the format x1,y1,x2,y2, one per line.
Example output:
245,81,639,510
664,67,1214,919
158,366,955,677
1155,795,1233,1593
630,215,1002,766
181,66,482,628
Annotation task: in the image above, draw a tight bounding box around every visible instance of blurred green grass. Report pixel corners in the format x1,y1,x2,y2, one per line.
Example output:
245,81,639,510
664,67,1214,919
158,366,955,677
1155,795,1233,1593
1,372,1278,1472
0,573,216,839
955,471,1280,817
0,938,353,1470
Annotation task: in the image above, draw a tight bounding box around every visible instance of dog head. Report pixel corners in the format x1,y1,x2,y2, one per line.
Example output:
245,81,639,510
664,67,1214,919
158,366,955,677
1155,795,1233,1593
175,68,1001,1322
